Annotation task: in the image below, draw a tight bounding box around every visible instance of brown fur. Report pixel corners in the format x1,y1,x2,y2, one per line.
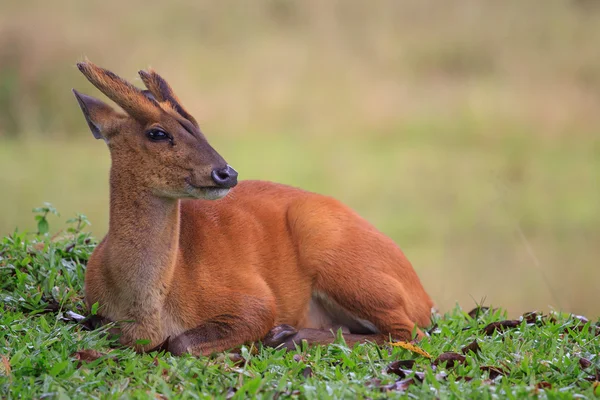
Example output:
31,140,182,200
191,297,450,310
74,61,435,356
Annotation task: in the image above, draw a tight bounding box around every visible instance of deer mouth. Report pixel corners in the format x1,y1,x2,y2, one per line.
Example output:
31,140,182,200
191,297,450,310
185,178,230,200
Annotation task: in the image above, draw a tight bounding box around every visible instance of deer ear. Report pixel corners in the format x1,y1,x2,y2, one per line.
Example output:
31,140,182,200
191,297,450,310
72,89,120,140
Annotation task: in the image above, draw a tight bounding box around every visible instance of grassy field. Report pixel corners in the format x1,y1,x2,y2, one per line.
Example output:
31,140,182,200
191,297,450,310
1,228,599,398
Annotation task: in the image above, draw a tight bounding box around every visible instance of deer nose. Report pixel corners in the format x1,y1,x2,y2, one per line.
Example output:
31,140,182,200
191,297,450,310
211,165,238,188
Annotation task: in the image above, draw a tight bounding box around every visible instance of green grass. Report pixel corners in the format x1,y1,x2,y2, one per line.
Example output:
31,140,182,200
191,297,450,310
1,216,599,398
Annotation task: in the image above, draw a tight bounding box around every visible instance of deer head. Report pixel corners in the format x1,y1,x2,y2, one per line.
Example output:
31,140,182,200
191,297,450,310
72,61,237,200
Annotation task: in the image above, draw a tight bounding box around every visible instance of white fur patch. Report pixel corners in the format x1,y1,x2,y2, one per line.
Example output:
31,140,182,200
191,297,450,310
310,291,379,334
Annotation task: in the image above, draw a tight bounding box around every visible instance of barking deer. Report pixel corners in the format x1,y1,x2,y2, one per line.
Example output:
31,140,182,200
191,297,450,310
73,61,435,356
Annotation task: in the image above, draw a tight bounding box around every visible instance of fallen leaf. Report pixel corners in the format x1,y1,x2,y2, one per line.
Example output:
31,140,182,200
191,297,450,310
273,389,301,399
455,376,473,382
386,360,416,376
32,242,45,251
302,366,313,378
584,368,600,382
226,388,237,399
433,352,466,368
535,381,552,389
71,349,108,368
580,357,592,369
426,323,439,335
389,341,432,359
563,324,600,335
0,355,10,376
522,311,544,324
380,378,415,392
366,378,382,388
482,320,520,335
60,310,86,323
461,340,481,355
480,366,507,379
467,306,497,319
573,314,589,324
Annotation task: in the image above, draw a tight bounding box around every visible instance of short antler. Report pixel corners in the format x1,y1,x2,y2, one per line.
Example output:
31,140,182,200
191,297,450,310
77,61,160,121
138,68,199,127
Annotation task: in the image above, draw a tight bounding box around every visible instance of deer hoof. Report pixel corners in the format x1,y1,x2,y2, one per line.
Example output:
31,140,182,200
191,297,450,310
262,324,298,348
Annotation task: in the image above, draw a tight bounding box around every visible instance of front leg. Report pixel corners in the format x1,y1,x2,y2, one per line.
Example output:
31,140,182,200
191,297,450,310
262,324,409,350
167,295,276,356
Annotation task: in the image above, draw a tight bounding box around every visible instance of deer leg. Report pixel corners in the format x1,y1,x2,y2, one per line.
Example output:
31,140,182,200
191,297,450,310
310,270,428,342
166,295,276,357
262,324,391,350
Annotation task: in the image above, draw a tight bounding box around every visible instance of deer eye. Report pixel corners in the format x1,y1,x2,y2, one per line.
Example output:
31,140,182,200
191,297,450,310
146,129,171,142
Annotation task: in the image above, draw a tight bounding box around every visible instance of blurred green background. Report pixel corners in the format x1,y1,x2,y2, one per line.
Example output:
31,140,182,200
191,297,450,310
1,0,599,317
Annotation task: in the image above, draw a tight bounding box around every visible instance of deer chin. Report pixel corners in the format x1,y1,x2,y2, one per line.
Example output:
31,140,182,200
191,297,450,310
193,187,230,200
184,180,230,200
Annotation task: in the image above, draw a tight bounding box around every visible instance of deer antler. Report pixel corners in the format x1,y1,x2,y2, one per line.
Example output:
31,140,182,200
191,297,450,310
77,61,160,122
138,68,199,127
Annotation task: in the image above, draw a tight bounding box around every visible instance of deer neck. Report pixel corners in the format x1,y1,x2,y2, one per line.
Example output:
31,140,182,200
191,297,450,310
104,168,181,304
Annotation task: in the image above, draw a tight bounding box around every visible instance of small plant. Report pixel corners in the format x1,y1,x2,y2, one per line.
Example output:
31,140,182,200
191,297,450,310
1,208,599,398
66,213,91,235
32,202,60,235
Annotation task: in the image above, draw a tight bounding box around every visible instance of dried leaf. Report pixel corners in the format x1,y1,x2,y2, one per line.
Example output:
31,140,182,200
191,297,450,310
387,360,416,376
72,349,108,368
535,381,552,389
573,314,589,324
380,378,415,392
522,311,544,324
455,376,473,382
482,320,520,335
302,366,313,378
580,357,592,369
480,365,506,379
426,323,439,336
226,388,237,400
60,310,86,323
584,368,600,382
273,389,301,399
0,355,10,376
563,324,600,335
467,306,496,319
72,349,105,362
461,340,481,355
389,341,432,359
433,352,466,368
366,378,382,388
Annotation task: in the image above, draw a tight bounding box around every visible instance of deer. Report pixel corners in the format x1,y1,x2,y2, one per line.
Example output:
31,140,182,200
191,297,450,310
72,61,435,356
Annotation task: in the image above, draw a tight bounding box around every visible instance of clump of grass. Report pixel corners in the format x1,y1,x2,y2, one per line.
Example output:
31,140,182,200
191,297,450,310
0,207,599,398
